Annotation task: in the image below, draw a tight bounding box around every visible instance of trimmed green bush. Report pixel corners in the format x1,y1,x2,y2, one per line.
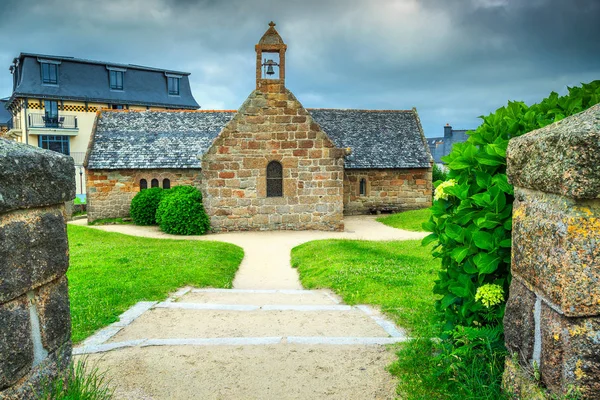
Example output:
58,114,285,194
156,186,210,235
130,187,164,225
155,185,202,225
423,80,600,332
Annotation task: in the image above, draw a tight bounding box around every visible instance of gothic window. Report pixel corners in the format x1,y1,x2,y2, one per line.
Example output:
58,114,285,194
266,161,283,197
140,179,147,190
359,178,367,196
151,178,159,188
163,178,171,189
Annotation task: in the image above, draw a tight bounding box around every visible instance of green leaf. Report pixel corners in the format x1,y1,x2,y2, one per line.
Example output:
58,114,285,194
472,231,494,251
474,253,502,274
451,246,469,264
499,239,512,248
448,157,473,170
445,223,464,242
421,233,438,247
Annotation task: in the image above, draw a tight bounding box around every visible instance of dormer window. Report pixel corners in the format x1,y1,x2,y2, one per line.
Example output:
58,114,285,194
109,70,124,90
168,76,180,95
41,62,58,85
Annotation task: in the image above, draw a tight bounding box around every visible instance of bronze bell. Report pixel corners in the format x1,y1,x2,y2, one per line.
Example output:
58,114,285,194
266,60,275,75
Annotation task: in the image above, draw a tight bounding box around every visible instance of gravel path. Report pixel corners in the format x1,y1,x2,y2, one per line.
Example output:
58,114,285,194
71,216,427,399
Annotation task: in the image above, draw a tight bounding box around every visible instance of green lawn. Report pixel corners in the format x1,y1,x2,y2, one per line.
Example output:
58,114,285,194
291,239,505,399
376,208,431,232
291,239,439,337
67,225,244,343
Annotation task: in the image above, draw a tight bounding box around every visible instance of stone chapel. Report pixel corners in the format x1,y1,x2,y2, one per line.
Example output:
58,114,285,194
85,22,433,231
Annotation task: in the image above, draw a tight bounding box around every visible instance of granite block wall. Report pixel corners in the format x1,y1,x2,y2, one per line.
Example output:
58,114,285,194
343,168,432,215
503,104,600,399
0,138,75,399
86,168,201,222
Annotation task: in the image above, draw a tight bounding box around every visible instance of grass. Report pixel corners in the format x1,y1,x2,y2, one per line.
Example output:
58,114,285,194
39,359,113,399
67,225,244,343
376,208,431,231
291,239,507,399
291,239,439,337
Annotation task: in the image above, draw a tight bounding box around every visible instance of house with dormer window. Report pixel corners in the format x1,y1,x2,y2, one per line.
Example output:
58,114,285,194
4,54,199,194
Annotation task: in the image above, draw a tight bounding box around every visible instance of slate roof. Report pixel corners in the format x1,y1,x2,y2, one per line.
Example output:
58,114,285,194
309,109,432,169
86,110,234,169
8,53,199,109
0,100,11,125
428,129,470,163
87,108,432,170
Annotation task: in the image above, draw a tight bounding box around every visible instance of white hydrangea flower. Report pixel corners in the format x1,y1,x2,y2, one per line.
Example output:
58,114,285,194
434,179,457,201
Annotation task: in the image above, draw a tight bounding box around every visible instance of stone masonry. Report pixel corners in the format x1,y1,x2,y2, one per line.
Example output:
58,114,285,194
87,168,201,221
503,104,600,398
201,85,345,232
0,138,75,399
343,169,432,215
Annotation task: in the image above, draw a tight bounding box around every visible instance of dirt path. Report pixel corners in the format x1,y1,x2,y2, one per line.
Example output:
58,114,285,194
71,216,427,399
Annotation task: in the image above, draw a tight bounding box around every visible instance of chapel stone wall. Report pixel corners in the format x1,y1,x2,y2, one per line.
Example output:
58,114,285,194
503,104,600,399
0,138,75,399
202,84,345,232
86,168,201,222
343,168,432,215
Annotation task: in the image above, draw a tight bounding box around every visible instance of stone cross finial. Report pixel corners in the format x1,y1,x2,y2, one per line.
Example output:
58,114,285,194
269,21,276,27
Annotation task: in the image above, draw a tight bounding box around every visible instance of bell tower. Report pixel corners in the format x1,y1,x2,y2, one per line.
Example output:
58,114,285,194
255,21,287,93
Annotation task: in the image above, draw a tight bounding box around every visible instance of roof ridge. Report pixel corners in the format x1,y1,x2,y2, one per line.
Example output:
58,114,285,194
307,108,414,113
98,109,237,115
17,52,191,75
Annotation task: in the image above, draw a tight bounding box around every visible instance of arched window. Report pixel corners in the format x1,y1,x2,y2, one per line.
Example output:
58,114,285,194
163,178,171,189
151,178,159,188
359,178,367,196
140,179,147,190
266,161,283,197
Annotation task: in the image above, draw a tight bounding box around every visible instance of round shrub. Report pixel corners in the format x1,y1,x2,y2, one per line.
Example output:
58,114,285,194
130,187,164,225
156,187,210,235
155,185,203,225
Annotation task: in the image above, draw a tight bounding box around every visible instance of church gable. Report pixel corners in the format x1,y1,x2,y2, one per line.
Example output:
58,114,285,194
202,88,346,232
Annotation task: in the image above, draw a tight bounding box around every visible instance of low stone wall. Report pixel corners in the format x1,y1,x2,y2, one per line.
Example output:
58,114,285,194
343,168,432,215
0,138,75,399
504,104,600,398
86,168,201,222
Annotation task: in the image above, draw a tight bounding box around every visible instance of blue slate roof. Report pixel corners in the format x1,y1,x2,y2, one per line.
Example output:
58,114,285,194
87,108,432,170
428,129,470,163
0,100,11,125
309,109,432,169
8,53,199,109
86,110,234,169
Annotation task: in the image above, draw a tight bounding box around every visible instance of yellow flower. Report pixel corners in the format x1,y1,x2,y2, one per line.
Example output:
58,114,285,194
434,179,457,201
475,284,504,308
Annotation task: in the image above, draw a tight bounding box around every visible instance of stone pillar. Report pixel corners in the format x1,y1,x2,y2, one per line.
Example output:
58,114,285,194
504,104,600,398
0,138,75,399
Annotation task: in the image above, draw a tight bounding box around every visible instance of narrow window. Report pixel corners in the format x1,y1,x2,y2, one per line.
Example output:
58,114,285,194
39,135,70,155
266,161,283,197
359,178,367,196
41,62,58,84
140,179,147,190
151,179,159,188
109,70,124,90
168,77,180,95
162,178,171,189
44,100,58,127
111,104,125,110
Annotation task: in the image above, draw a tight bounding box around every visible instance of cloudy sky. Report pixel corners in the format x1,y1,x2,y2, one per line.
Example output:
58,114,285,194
1,0,599,136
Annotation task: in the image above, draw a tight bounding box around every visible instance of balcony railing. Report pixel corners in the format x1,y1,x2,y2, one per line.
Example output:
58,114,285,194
28,113,78,129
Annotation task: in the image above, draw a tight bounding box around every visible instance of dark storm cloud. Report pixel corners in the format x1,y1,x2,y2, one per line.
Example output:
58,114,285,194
1,0,598,136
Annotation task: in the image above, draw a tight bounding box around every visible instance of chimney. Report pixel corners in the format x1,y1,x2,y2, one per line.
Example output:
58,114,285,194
444,123,452,139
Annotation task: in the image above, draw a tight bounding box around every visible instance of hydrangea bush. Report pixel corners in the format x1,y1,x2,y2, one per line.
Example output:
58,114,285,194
423,80,600,333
